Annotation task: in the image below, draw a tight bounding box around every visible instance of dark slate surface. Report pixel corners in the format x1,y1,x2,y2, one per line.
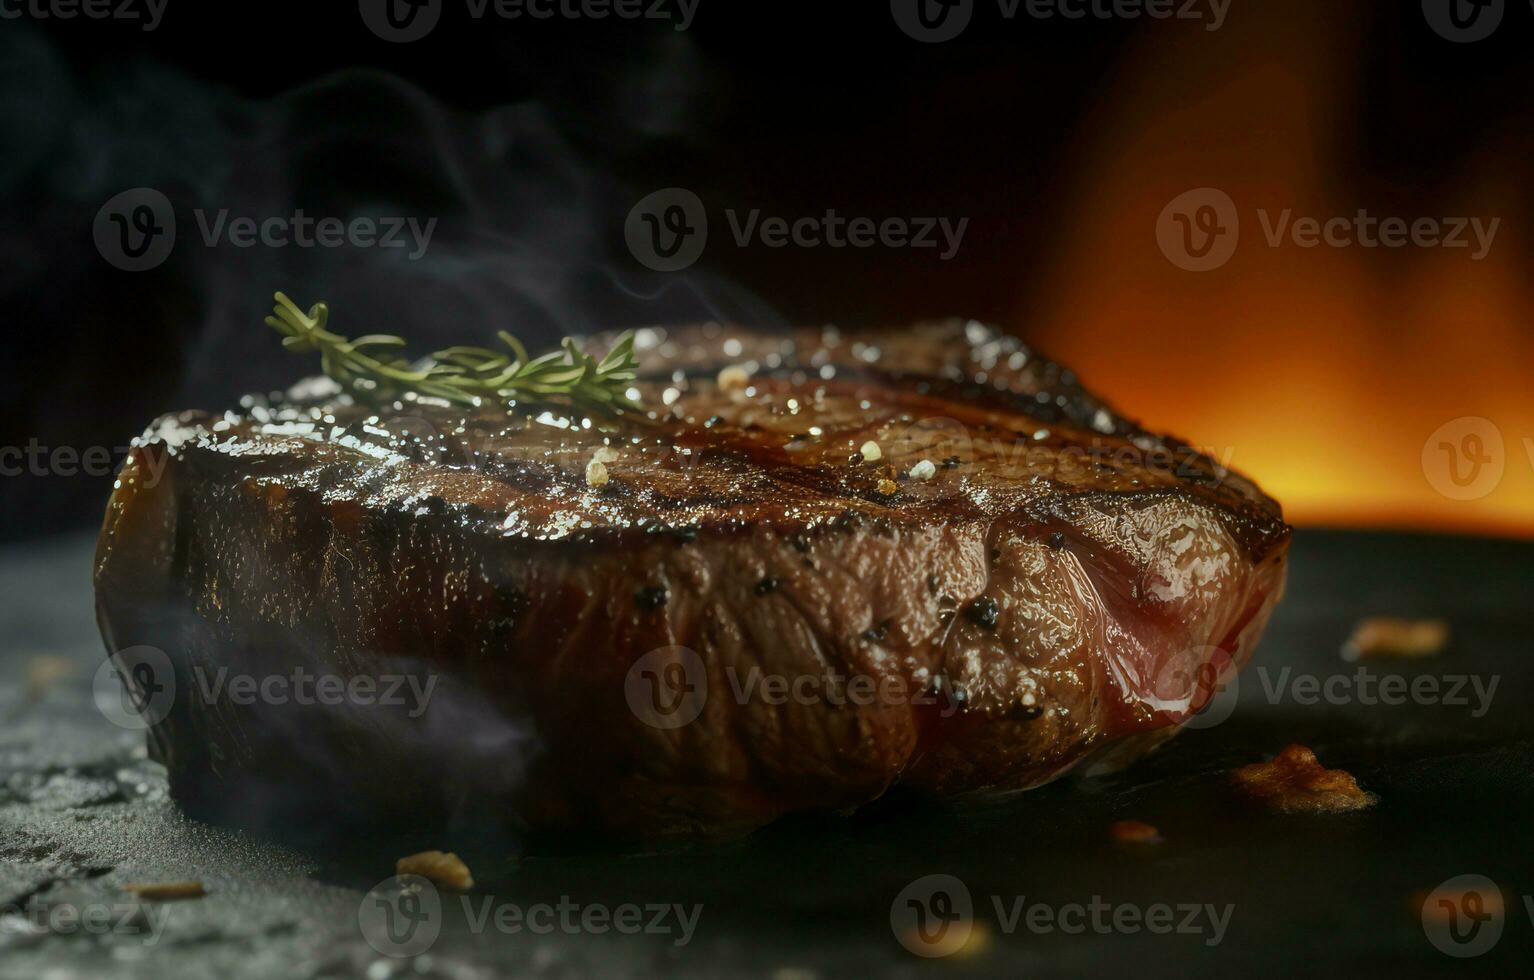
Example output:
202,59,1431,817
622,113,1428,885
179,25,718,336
3,529,1532,979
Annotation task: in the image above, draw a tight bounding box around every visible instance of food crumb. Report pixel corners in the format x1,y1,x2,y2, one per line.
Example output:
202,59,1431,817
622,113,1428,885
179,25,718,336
877,478,898,496
123,881,206,902
585,459,609,487
25,655,78,703
716,365,751,392
1110,820,1162,844
1342,618,1448,660
397,850,475,891
591,446,620,464
860,440,883,462
1231,744,1377,813
909,459,937,481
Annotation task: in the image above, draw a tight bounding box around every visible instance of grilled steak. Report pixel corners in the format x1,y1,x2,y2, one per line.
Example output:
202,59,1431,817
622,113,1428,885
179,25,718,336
94,320,1289,838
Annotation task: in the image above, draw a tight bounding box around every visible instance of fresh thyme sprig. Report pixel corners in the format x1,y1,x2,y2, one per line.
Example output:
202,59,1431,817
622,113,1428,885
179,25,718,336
264,292,640,414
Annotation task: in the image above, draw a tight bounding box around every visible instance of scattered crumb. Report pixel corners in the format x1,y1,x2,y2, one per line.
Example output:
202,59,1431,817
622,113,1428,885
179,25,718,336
716,365,751,392
585,459,610,487
591,446,620,464
1231,744,1377,813
397,850,475,891
26,655,79,702
860,440,883,462
909,459,937,481
1343,618,1449,660
877,478,898,496
123,881,206,902
1110,819,1162,844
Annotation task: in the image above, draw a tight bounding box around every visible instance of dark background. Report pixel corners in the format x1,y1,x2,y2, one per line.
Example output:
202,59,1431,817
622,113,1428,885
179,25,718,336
5,0,1534,538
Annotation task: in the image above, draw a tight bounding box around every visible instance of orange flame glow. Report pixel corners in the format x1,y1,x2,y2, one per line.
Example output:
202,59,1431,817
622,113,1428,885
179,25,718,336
1025,3,1534,538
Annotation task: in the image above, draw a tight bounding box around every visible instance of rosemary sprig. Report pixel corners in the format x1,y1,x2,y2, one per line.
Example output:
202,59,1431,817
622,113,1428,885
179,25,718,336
264,292,640,414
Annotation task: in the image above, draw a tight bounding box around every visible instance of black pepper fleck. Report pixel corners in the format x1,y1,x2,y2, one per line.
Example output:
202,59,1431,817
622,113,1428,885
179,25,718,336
941,456,962,469
636,585,669,610
848,452,864,464
966,596,1000,630
755,578,779,595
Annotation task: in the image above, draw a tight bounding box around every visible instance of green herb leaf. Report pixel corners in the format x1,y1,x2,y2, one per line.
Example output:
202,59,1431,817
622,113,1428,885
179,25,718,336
264,292,641,414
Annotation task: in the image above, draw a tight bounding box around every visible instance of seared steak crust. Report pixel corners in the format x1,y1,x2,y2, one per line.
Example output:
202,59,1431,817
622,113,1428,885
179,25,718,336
95,321,1289,837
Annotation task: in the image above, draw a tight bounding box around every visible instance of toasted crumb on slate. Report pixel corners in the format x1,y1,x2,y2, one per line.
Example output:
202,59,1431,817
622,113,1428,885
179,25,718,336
1342,618,1448,660
1231,744,1377,813
123,881,206,901
717,365,751,391
397,850,475,891
25,655,78,702
1110,819,1162,843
